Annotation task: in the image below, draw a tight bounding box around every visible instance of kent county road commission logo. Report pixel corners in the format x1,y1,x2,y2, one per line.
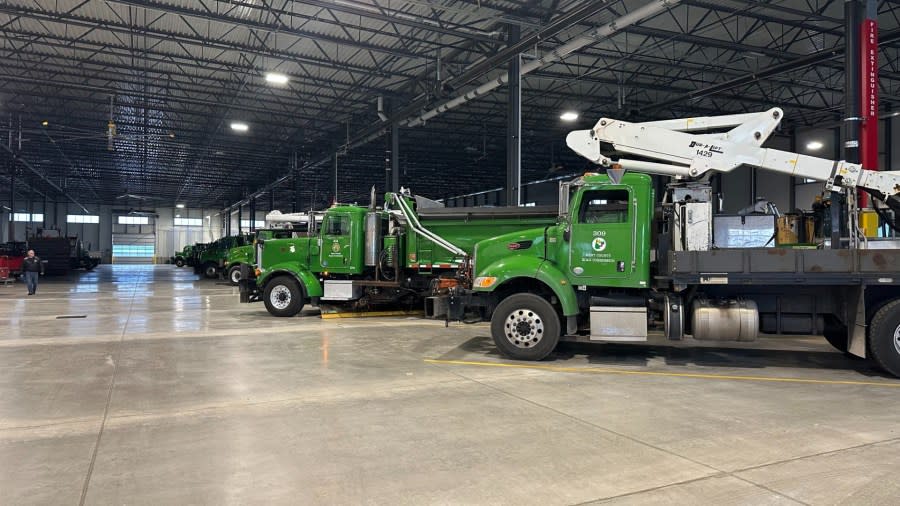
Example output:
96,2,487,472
591,237,607,252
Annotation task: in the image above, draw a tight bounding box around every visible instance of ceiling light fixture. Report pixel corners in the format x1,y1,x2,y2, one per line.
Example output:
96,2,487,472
230,122,249,132
176,204,185,209
560,111,579,121
806,141,824,151
265,72,289,85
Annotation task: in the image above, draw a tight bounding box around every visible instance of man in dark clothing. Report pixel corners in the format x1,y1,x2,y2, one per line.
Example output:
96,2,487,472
22,249,44,295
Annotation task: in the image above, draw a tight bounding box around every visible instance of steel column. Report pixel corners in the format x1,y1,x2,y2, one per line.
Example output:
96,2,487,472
838,0,863,248
506,24,522,207
859,0,879,208
7,156,14,241
249,198,255,232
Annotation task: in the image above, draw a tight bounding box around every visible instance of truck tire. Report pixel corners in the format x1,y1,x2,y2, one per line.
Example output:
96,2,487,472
203,263,218,279
490,293,561,361
175,257,185,268
263,276,304,317
227,265,242,286
868,299,900,377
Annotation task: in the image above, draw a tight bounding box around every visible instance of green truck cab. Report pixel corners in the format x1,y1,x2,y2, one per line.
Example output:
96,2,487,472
223,244,254,285
171,244,195,267
468,173,653,359
224,230,295,285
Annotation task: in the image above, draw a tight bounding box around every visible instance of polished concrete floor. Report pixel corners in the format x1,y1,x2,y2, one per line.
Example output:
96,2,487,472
1,265,899,505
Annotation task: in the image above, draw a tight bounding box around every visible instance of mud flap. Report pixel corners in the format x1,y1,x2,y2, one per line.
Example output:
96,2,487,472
847,285,867,358
567,315,578,335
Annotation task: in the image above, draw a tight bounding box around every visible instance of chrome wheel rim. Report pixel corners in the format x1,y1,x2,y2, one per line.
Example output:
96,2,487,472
504,308,544,348
893,323,900,356
270,285,291,310
230,269,241,283
206,267,217,277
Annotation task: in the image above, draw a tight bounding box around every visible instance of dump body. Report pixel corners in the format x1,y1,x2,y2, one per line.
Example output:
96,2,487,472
409,205,558,270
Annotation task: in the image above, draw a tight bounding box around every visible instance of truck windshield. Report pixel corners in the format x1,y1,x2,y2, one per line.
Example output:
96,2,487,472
579,190,629,224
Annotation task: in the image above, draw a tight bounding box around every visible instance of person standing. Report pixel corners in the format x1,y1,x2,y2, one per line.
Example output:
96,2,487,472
22,249,44,296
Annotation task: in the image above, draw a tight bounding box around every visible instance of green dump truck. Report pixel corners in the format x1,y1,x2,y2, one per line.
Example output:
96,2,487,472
239,196,559,316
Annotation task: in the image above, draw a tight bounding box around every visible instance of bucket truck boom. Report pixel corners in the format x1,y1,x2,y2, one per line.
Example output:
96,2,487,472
566,107,900,199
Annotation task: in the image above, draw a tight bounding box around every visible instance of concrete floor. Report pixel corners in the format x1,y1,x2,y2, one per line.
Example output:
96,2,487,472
2,265,900,505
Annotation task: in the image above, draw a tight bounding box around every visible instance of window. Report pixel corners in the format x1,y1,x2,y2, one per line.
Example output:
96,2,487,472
240,220,265,229
579,190,629,224
118,216,149,225
323,215,350,236
112,244,155,257
13,213,43,222
67,215,99,224
174,217,202,227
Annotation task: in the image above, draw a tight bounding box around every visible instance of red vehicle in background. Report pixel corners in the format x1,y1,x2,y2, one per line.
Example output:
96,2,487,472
0,242,27,281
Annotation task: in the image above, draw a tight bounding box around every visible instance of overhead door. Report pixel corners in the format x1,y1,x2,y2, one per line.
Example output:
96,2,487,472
112,234,155,264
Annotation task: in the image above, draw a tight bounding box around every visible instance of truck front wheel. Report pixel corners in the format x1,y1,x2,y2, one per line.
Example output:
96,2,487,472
203,263,218,279
490,293,561,361
868,299,900,377
263,276,304,317
227,265,242,285
175,257,185,268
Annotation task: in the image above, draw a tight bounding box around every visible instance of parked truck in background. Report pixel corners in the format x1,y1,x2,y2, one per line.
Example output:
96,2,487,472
171,244,196,268
241,108,900,378
27,233,99,274
223,229,298,285
0,241,27,280
190,234,253,279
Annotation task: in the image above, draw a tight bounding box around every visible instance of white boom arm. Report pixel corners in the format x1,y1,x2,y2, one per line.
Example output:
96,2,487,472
566,107,900,198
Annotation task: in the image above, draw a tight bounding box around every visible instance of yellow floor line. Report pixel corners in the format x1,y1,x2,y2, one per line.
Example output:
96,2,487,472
423,359,900,388
321,310,424,320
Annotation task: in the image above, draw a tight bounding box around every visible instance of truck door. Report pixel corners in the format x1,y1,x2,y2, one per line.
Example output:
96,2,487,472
319,213,353,273
568,188,634,282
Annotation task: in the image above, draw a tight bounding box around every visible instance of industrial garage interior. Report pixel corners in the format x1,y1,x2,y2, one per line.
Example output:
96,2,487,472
2,1,900,504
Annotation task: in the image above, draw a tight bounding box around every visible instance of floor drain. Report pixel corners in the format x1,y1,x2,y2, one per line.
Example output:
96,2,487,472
56,315,87,319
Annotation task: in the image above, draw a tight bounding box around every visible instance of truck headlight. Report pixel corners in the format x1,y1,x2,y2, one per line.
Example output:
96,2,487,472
473,276,497,288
